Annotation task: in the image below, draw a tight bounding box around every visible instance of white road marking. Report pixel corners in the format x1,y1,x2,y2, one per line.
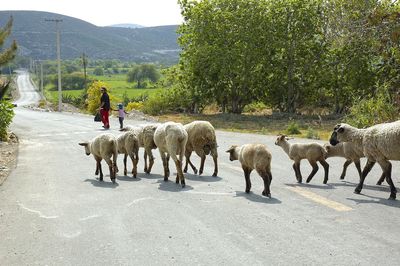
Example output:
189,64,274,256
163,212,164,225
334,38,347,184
17,202,59,219
79,214,102,221
183,191,235,196
126,197,155,207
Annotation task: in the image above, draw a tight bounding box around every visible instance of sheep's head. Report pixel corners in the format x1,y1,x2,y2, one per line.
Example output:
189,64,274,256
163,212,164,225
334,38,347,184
79,142,91,155
275,134,289,146
330,123,353,146
226,145,239,161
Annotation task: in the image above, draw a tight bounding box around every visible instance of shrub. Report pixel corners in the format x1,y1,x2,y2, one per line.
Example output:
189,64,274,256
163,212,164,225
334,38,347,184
86,81,117,114
306,127,320,140
286,121,301,135
243,102,267,113
346,84,397,128
126,102,144,111
0,100,15,141
141,87,190,115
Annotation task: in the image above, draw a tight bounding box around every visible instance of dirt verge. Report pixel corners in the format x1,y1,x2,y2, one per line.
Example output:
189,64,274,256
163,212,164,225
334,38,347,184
0,132,19,185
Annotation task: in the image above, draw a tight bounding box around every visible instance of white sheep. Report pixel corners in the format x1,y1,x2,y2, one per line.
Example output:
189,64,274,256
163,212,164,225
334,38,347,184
117,131,139,178
183,121,218,177
121,124,158,174
324,142,386,184
154,122,188,187
79,133,118,183
226,144,272,198
330,121,400,199
275,134,329,184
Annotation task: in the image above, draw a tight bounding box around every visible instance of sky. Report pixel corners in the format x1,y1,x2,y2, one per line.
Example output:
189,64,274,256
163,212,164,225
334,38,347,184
0,0,183,27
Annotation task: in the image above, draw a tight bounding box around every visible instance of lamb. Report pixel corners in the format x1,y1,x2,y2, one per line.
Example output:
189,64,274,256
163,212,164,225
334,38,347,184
275,134,329,184
121,124,158,174
117,131,139,178
324,142,386,184
154,122,188,187
183,121,218,177
79,133,118,183
226,144,272,198
330,121,400,199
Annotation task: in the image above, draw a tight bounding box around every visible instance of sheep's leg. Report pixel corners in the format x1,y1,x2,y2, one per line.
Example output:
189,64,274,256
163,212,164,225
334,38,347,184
340,160,352,180
212,150,218,177
123,154,128,176
355,160,375,194
292,162,302,183
170,153,185,188
320,159,329,184
199,154,206,175
144,150,148,173
306,161,319,183
376,172,386,185
184,152,198,174
147,149,155,174
95,158,103,181
259,169,272,198
129,152,138,178
104,156,115,183
378,160,397,200
159,151,169,181
243,166,252,193
353,159,362,181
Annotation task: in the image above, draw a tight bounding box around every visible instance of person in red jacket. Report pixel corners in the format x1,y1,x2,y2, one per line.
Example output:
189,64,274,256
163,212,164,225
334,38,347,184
99,87,110,129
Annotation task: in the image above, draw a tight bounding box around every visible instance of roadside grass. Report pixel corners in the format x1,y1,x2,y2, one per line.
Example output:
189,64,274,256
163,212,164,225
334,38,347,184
156,113,339,141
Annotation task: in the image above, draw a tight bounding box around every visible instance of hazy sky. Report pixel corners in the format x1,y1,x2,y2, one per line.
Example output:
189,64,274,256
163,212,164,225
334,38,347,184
0,0,183,27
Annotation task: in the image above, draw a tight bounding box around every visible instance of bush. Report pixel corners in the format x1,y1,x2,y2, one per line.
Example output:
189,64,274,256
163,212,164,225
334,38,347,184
243,102,267,113
126,102,144,111
86,81,117,114
306,127,320,140
141,87,190,115
346,84,397,128
286,121,301,135
0,100,15,141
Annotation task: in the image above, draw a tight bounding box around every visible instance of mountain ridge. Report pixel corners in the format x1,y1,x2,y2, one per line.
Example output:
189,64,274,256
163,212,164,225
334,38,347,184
0,10,180,64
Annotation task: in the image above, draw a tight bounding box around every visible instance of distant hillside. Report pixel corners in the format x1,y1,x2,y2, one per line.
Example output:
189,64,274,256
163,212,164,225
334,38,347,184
0,11,180,64
108,23,144,29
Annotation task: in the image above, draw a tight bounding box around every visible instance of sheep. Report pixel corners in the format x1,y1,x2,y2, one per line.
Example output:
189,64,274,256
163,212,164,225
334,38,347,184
324,142,386,184
121,124,158,174
275,134,329,184
183,121,218,177
330,121,400,199
226,144,272,198
154,122,188,187
79,133,118,183
117,131,139,178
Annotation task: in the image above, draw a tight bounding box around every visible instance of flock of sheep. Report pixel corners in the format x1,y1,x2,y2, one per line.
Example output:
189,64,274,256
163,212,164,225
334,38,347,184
78,119,400,200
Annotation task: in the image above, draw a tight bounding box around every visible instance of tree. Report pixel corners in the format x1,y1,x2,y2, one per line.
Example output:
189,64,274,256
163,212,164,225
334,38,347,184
93,67,104,76
0,16,17,140
127,64,160,88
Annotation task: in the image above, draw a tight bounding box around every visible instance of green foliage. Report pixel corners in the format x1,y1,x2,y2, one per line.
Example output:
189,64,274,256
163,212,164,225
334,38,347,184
345,84,398,128
126,102,144,111
286,121,301,135
49,73,89,91
0,16,17,67
305,127,320,140
93,67,104,76
142,87,190,115
0,100,15,140
243,102,267,113
127,64,160,88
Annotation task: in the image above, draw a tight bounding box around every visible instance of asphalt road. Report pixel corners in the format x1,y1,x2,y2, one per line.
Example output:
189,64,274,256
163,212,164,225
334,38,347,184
1,71,400,265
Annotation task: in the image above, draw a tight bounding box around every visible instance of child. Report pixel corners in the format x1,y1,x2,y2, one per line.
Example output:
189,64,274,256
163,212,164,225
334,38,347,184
117,103,128,129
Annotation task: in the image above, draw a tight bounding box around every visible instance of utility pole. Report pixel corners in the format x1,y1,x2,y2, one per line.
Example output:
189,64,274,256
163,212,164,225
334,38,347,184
81,53,88,89
40,62,44,99
45,18,63,112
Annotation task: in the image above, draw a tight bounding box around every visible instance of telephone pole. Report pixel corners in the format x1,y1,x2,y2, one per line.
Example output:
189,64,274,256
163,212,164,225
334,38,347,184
45,18,63,112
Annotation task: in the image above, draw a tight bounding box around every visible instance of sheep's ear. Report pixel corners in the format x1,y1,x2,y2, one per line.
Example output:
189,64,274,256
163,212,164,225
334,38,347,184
225,146,234,153
79,142,88,146
337,127,344,133
334,124,341,131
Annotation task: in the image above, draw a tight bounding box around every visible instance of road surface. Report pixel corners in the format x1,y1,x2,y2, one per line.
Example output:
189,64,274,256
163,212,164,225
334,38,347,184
1,71,400,265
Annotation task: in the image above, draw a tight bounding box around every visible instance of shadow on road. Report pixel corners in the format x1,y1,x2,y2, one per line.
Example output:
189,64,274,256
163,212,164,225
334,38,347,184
116,175,142,182
136,172,164,180
234,191,282,204
285,183,335,190
157,179,194,192
83,178,119,188
331,180,390,192
347,194,400,208
184,173,222,182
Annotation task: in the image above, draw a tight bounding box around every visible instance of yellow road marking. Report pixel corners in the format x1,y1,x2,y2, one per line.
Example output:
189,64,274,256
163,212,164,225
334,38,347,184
287,186,353,212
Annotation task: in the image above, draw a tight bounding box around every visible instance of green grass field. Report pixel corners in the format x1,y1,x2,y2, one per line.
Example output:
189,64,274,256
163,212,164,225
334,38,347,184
45,74,163,102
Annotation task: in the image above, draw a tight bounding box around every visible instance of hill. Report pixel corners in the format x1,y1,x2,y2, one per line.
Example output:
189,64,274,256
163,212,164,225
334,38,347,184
0,11,180,64
107,23,144,29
